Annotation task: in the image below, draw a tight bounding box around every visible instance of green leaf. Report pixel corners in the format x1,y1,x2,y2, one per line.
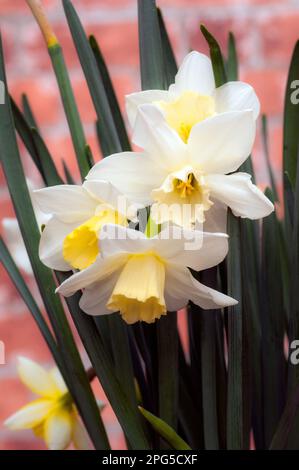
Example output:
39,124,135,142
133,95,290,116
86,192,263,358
62,159,75,184
63,0,122,155
31,128,64,186
157,313,178,439
157,8,178,87
262,115,279,201
226,32,238,81
48,42,90,180
200,24,227,87
89,35,131,152
21,93,39,130
139,406,191,450
261,189,286,446
226,212,243,449
55,272,151,450
283,40,299,189
138,0,167,90
0,36,109,450
270,382,299,449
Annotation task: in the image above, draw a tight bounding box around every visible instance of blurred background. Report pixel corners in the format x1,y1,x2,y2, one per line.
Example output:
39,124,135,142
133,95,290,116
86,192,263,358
0,0,295,449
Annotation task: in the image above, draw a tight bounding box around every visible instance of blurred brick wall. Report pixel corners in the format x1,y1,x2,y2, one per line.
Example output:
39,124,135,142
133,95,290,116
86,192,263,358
0,0,297,449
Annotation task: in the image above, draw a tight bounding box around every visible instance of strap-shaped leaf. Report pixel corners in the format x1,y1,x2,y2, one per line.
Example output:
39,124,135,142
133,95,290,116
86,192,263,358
138,0,166,90
0,35,109,450
200,25,227,87
139,406,191,450
89,35,131,152
63,0,122,156
283,40,299,189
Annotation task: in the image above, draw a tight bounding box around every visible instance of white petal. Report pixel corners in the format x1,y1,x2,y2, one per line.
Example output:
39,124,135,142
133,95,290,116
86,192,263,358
44,409,73,450
83,180,138,220
188,111,255,174
152,225,203,269
72,414,92,450
165,265,237,310
201,200,227,233
100,224,151,258
126,90,171,128
39,217,79,271
206,173,274,219
86,152,164,206
17,357,60,398
56,254,127,297
33,185,97,223
79,271,120,316
214,81,260,120
132,104,187,170
49,367,68,395
173,51,215,95
2,218,32,274
4,400,53,430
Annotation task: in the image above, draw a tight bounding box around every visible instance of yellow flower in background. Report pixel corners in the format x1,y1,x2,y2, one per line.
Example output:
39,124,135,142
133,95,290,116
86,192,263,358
126,51,260,142
56,224,237,324
4,357,103,450
33,181,133,272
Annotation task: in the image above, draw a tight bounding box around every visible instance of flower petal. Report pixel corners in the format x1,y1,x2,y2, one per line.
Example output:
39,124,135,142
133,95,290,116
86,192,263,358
100,224,151,258
165,265,237,310
214,81,260,120
39,217,79,271
126,90,171,128
79,271,120,316
86,152,164,206
188,110,255,174
206,173,274,219
33,185,97,223
132,104,187,170
17,357,61,398
83,180,138,220
173,51,215,96
49,368,68,395
44,408,73,450
4,399,53,430
56,254,127,297
72,414,92,450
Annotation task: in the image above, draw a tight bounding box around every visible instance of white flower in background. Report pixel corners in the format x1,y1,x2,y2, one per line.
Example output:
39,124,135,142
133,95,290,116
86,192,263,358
56,224,237,325
4,357,103,450
33,181,136,272
126,51,260,142
2,180,50,274
86,106,273,229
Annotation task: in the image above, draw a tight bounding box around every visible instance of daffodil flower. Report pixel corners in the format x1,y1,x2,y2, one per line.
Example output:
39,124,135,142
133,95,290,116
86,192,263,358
86,106,274,229
126,51,260,143
4,357,101,450
56,224,237,324
33,181,135,271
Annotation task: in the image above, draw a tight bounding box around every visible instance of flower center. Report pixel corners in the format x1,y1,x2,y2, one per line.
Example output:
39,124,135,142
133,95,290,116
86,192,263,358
157,91,215,143
173,172,199,198
106,253,167,324
63,209,126,270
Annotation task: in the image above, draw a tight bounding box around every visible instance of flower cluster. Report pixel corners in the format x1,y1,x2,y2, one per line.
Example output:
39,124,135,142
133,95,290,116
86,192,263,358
33,51,273,325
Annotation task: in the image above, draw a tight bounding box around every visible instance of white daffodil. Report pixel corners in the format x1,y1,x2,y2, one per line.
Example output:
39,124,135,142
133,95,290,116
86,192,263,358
2,180,50,274
86,106,274,229
33,180,136,271
56,224,237,324
126,51,260,143
4,357,103,450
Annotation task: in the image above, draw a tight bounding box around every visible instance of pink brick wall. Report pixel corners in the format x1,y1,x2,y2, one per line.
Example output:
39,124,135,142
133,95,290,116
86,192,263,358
0,0,296,449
